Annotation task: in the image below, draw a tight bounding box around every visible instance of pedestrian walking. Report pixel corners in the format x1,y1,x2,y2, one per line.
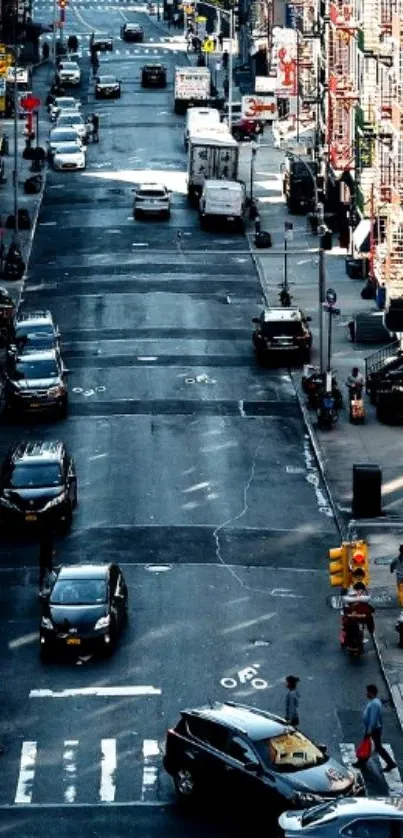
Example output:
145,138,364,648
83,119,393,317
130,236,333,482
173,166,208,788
39,531,54,591
284,675,300,726
354,684,396,772
223,74,229,98
391,545,403,607
218,32,223,50
173,12,179,28
222,49,229,70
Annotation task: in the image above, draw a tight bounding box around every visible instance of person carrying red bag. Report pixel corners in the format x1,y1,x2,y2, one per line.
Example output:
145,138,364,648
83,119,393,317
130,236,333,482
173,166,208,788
354,684,396,772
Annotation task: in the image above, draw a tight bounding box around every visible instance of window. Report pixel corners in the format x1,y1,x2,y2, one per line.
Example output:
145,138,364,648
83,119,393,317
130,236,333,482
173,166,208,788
341,819,392,838
226,736,259,767
15,358,59,379
186,718,227,751
10,463,62,489
50,579,107,605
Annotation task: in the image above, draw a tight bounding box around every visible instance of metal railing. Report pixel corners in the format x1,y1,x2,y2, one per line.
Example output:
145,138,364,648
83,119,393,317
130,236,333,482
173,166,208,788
365,339,401,377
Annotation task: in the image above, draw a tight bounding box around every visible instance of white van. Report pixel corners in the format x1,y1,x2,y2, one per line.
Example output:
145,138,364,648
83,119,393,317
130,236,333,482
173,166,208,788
199,179,246,231
184,107,220,150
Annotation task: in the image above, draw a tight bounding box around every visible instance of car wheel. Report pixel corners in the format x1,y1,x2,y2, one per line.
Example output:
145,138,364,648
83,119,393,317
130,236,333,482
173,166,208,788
164,210,171,220
60,505,73,534
174,766,197,801
72,480,78,508
134,210,141,220
59,397,68,418
40,643,53,663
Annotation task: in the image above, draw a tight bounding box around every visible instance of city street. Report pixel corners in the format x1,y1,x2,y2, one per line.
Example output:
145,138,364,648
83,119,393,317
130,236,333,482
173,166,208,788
1,2,403,836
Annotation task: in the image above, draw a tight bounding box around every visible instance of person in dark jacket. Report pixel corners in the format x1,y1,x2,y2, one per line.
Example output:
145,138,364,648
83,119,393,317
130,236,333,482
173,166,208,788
285,675,300,726
391,544,403,607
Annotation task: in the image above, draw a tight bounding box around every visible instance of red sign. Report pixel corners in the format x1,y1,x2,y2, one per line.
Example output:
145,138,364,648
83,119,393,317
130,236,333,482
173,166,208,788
20,94,40,111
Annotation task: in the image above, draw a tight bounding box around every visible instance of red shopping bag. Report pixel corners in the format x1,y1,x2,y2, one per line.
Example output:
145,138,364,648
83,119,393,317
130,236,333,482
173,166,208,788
355,735,371,761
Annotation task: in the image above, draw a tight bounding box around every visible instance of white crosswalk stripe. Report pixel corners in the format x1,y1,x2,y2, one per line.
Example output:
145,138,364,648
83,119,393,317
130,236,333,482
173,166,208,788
10,739,402,805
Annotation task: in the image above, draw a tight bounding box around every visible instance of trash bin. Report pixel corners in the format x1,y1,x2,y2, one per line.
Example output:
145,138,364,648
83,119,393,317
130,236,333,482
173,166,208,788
254,231,272,249
352,464,382,518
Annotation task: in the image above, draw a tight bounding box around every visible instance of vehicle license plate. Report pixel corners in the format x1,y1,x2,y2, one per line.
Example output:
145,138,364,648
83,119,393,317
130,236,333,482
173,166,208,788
66,637,81,646
25,513,37,521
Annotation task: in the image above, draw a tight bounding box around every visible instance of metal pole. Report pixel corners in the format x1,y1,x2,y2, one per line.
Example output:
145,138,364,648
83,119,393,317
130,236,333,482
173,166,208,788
228,9,233,131
296,29,300,143
36,110,39,147
52,0,57,71
327,309,332,371
318,205,326,374
284,236,288,291
250,145,256,202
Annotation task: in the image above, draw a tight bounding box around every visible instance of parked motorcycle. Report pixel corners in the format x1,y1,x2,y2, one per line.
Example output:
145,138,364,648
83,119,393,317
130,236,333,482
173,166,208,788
2,243,25,281
303,366,343,411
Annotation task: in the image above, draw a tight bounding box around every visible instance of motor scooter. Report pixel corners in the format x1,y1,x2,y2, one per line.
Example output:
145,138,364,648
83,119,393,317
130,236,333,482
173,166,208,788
340,593,374,657
302,365,343,410
317,392,339,430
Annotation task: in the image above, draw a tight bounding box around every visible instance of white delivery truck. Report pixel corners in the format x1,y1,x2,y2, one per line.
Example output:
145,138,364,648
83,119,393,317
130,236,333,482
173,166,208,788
187,128,239,203
184,106,221,150
173,67,211,115
199,180,247,231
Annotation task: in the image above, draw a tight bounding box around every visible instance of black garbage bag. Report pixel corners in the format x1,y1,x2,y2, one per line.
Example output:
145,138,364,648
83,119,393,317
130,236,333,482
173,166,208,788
23,146,35,160
255,231,272,249
24,175,42,194
17,208,31,230
361,281,376,300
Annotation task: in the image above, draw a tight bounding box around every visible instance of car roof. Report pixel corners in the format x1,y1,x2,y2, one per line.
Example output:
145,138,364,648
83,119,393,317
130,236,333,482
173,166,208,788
184,702,287,739
57,564,111,580
261,307,304,322
204,179,243,191
15,311,53,326
125,23,142,28
16,348,58,362
330,798,403,817
137,183,166,191
143,63,164,69
60,62,79,68
9,440,65,464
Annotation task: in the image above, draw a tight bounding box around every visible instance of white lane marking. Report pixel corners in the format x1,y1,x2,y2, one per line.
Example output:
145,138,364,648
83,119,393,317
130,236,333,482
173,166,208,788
63,740,78,804
15,742,37,804
141,740,159,801
39,221,57,227
384,745,403,795
100,739,116,802
29,686,161,698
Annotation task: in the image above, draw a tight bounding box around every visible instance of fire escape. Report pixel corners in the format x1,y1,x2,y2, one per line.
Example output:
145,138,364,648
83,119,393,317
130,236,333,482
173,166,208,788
327,0,358,172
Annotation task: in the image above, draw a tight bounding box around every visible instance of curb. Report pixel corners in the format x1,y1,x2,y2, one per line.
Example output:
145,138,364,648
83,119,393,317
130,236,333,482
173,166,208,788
251,243,403,734
17,167,47,311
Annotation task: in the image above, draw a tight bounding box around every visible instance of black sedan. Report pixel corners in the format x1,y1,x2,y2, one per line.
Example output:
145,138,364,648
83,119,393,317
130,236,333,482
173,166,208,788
141,64,167,87
121,23,144,42
95,75,121,99
164,702,364,815
0,439,77,532
5,349,69,417
91,36,113,52
40,563,128,660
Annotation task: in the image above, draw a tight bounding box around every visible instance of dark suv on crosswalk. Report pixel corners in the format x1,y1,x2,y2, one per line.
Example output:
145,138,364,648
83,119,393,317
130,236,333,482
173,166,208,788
164,702,364,815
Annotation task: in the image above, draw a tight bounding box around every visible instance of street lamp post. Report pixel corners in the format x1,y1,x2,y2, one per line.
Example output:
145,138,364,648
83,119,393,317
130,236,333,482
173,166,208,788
250,141,257,202
195,1,234,129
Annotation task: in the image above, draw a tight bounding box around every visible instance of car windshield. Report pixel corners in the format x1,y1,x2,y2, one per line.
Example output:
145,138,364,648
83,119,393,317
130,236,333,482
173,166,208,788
56,143,81,154
127,25,140,30
50,578,108,605
291,161,318,178
261,321,303,337
57,99,78,108
59,115,83,126
300,801,338,826
15,358,59,379
51,131,77,141
99,76,116,83
60,63,78,70
255,731,326,773
16,323,54,337
10,462,62,489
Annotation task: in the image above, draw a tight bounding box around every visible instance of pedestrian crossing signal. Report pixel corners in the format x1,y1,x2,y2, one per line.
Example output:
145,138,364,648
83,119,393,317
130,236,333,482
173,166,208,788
58,0,68,7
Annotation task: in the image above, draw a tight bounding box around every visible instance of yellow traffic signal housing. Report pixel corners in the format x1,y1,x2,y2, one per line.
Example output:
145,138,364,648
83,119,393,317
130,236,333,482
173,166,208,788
350,540,370,587
329,543,349,588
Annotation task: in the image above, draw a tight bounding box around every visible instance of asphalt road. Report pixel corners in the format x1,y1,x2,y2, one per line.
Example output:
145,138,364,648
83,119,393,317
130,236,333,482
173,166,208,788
1,3,403,836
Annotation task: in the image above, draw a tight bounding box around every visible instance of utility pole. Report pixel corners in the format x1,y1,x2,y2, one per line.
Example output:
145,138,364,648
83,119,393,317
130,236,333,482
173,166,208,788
228,8,233,130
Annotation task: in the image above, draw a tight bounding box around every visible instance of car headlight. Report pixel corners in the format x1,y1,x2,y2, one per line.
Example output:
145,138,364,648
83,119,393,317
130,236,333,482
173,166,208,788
48,385,65,397
43,493,66,511
0,496,17,509
41,617,54,631
94,615,110,631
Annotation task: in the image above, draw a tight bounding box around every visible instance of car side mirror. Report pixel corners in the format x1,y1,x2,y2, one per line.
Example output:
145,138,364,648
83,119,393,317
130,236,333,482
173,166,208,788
252,317,259,323
244,761,260,773
318,744,328,756
114,592,125,600
306,316,312,322
63,368,71,374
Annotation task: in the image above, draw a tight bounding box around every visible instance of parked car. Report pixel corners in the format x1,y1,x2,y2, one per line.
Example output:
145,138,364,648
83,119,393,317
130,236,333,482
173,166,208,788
141,63,166,87
55,111,87,140
12,310,61,354
49,96,81,121
53,142,86,171
231,116,263,141
48,127,84,159
5,348,69,417
252,307,313,363
279,797,403,837
40,563,128,660
121,23,144,42
94,74,121,99
91,36,113,51
56,61,81,86
0,440,77,532
164,703,364,813
133,183,171,220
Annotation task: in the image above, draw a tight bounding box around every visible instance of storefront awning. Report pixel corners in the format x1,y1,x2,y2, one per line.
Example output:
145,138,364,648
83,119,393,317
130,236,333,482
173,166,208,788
353,218,371,253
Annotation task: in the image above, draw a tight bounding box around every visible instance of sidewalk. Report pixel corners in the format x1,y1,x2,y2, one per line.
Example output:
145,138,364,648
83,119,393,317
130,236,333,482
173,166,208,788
0,62,50,307
243,127,403,731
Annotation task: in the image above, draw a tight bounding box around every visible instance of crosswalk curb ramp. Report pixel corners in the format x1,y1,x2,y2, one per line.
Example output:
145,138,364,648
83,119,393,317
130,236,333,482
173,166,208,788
4,739,402,806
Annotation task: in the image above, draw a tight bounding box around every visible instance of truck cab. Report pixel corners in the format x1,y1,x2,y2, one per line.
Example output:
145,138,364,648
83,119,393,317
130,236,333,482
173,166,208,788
282,155,317,215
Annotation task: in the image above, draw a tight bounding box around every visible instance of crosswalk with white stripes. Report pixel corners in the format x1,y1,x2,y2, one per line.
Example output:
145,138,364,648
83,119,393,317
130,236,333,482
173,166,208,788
38,32,187,56
6,739,403,806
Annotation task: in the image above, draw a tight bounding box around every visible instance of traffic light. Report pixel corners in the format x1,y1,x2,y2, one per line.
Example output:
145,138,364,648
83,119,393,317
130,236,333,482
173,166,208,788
350,540,370,587
329,543,349,588
58,0,67,7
